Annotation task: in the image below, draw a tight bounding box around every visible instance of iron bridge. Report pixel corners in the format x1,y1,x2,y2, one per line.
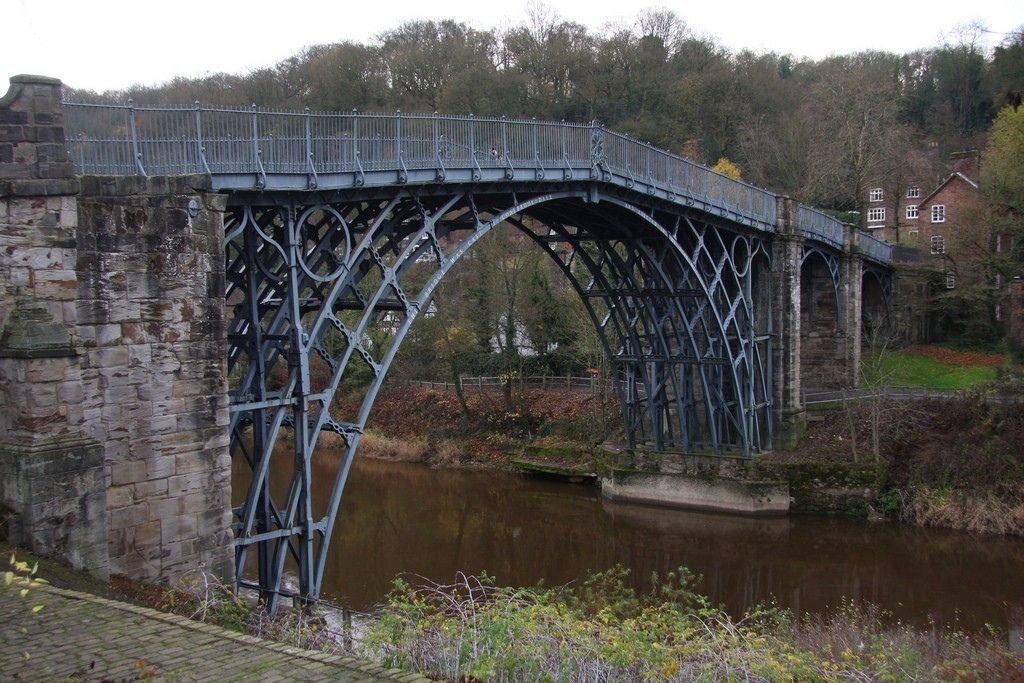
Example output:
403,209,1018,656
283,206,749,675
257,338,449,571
62,100,893,610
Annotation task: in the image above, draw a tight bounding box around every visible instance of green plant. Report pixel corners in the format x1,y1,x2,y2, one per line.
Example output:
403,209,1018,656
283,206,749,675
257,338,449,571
875,489,903,517
359,568,1024,680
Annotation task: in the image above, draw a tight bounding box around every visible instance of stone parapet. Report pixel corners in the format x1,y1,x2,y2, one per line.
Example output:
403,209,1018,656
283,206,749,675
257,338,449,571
0,75,78,197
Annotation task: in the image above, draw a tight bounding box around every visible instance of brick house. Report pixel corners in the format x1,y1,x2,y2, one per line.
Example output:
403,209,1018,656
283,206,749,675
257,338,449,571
914,171,985,284
865,151,1024,343
865,152,986,288
862,181,926,245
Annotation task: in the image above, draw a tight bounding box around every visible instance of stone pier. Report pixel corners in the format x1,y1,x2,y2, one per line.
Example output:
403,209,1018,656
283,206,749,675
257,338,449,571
772,196,868,447
771,196,806,449
0,75,232,583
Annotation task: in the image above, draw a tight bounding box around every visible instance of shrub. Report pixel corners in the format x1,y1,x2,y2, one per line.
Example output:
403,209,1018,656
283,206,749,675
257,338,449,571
360,568,1023,681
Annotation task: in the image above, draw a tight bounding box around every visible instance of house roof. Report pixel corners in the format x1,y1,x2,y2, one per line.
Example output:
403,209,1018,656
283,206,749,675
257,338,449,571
916,171,978,207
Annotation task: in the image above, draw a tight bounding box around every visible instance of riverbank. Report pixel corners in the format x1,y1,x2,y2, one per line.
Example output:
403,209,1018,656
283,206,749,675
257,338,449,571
344,383,1024,536
368,568,1024,680
7,546,1020,681
763,390,1024,535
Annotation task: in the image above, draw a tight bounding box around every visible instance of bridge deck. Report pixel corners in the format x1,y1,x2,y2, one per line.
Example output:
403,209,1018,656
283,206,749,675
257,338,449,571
61,101,891,265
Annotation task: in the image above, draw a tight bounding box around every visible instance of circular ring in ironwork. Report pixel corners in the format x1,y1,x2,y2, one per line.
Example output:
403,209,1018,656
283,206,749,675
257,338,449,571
729,235,751,278
293,205,352,283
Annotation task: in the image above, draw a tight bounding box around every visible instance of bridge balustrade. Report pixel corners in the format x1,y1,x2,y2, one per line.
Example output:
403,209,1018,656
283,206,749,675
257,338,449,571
858,231,893,264
61,99,893,268
797,205,845,250
63,101,787,233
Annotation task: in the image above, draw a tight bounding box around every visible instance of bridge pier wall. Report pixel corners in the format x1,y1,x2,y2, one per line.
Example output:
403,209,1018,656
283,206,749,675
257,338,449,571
795,223,866,394
771,202,869,444
800,266,845,388
842,234,863,386
771,197,805,449
0,76,233,584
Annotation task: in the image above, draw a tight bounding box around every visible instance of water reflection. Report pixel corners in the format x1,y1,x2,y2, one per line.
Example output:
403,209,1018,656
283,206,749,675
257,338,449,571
240,454,1024,632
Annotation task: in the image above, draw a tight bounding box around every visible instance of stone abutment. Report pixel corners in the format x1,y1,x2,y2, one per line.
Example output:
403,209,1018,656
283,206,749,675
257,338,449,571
0,75,233,583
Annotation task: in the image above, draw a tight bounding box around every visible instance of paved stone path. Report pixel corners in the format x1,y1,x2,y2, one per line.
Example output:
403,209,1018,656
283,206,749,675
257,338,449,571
0,583,428,682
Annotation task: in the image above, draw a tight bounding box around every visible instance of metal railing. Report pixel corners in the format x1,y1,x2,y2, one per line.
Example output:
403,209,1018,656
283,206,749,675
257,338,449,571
803,387,1023,406
797,205,845,249
397,374,614,392
59,98,891,264
61,100,778,226
858,231,893,264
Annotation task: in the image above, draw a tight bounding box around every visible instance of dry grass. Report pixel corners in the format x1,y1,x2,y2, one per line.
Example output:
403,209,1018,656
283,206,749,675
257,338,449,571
767,396,1024,536
790,602,1022,681
317,430,463,467
364,571,1024,681
902,486,1024,536
354,432,431,462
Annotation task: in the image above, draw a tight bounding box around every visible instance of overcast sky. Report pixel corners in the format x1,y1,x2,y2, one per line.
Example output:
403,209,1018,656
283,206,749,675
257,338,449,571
4,0,1021,92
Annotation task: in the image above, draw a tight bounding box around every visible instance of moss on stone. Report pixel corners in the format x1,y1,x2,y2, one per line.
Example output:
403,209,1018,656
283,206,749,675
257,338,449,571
755,460,881,517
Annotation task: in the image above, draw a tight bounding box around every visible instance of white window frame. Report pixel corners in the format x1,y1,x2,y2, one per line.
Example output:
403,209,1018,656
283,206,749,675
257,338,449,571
908,228,919,240
945,271,956,289
930,235,945,254
869,187,884,202
906,186,920,199
931,204,946,223
867,207,885,223
905,205,918,219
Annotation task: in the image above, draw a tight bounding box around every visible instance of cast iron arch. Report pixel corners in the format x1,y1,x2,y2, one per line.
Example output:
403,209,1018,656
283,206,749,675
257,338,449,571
861,266,893,340
225,187,770,609
800,245,842,325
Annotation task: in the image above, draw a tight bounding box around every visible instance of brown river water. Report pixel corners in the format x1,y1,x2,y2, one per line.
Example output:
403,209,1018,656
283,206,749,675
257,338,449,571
239,454,1024,634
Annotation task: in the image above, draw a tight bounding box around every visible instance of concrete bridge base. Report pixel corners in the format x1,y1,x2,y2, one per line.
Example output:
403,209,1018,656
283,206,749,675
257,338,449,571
600,452,790,516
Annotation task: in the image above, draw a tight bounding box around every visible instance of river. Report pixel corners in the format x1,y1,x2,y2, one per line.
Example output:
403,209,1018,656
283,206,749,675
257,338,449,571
240,454,1024,633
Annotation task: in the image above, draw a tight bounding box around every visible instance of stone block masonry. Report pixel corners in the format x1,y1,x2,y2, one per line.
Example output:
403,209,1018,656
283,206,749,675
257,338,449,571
0,437,107,573
0,75,232,586
0,75,107,575
771,197,806,448
75,174,233,583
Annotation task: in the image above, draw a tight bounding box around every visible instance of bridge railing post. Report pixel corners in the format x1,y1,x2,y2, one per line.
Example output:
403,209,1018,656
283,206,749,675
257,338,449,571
589,120,604,177
250,104,266,189
126,98,145,176
304,107,317,189
194,100,211,175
